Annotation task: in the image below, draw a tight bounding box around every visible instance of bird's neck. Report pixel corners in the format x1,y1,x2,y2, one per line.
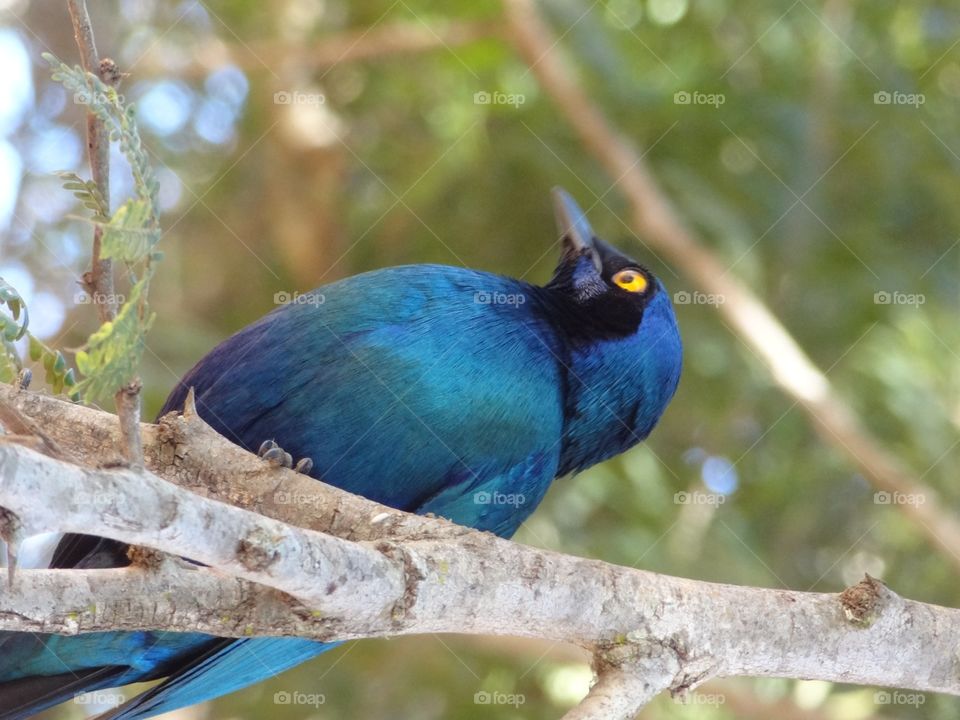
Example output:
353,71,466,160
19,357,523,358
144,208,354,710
556,335,653,476
526,286,679,477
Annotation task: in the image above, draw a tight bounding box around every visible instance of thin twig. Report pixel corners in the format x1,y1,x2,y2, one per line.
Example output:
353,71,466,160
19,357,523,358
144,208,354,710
67,0,116,323
502,0,960,572
67,0,144,469
116,379,143,469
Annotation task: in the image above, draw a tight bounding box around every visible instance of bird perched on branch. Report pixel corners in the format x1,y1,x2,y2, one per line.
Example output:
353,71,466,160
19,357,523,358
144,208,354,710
0,188,682,719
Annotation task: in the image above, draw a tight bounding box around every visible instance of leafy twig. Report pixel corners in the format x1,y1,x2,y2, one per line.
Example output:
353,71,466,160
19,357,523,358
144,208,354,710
66,0,116,324
57,171,109,222
0,280,76,397
60,0,148,468
0,281,27,387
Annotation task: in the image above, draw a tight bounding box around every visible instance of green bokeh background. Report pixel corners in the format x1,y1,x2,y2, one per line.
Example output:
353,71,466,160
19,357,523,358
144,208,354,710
2,0,958,718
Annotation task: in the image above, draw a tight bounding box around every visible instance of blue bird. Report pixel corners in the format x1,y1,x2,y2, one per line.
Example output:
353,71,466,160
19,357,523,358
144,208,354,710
0,189,682,719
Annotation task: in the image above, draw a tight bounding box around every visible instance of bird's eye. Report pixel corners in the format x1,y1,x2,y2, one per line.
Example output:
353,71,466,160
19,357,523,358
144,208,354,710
611,269,648,294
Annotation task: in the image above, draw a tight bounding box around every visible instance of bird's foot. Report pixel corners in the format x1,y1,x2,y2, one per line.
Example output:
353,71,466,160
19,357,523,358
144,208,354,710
257,439,313,474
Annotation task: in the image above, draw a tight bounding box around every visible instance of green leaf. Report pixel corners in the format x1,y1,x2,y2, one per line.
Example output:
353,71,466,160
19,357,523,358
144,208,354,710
0,336,22,384
0,277,28,338
0,312,21,342
28,335,42,362
74,275,155,402
45,53,160,219
44,52,162,402
100,199,160,263
57,172,109,221
21,332,77,398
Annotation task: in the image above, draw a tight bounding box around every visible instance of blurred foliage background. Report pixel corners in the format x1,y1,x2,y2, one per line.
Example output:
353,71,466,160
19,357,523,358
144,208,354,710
1,0,958,718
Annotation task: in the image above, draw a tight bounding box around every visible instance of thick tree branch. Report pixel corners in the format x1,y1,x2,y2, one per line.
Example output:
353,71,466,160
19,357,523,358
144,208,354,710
0,384,469,544
0,445,407,617
502,0,960,572
1,429,960,713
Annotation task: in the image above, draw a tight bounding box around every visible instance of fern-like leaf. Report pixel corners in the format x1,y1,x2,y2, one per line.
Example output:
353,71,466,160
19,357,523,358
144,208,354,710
57,171,109,222
74,275,155,402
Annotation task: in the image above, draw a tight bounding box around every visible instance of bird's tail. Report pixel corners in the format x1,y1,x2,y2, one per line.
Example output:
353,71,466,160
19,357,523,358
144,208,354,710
0,662,127,720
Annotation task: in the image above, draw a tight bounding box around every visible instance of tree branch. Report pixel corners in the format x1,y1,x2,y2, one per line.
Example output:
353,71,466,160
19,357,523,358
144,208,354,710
562,661,674,720
137,20,502,78
0,444,404,618
501,0,960,572
67,0,116,324
1,402,960,718
0,394,960,718
67,0,144,470
0,384,469,544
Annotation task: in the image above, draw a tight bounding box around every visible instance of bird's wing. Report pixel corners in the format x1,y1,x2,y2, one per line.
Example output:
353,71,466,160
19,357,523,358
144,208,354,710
414,449,560,537
0,630,220,719
167,266,567,518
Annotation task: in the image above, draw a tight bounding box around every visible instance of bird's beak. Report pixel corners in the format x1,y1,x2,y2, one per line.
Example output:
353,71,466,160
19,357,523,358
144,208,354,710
552,187,602,272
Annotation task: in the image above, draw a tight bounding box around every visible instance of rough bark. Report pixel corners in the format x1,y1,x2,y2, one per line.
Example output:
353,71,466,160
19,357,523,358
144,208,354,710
1,391,960,720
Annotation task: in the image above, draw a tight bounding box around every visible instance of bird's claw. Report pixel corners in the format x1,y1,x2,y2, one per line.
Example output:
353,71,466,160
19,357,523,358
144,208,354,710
258,439,311,473
295,457,313,475
258,439,290,466
258,439,278,456
261,446,293,468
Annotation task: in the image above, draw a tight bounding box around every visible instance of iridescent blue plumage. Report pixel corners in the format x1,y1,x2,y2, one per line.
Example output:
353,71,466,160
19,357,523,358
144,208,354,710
0,189,682,719
179,264,569,535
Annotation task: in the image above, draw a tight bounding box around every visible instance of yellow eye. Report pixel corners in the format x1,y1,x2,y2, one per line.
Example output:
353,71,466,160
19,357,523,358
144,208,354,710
612,269,648,293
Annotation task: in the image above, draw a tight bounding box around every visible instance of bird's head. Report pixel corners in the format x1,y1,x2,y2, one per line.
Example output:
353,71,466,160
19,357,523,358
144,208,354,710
545,188,678,347
542,188,683,472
